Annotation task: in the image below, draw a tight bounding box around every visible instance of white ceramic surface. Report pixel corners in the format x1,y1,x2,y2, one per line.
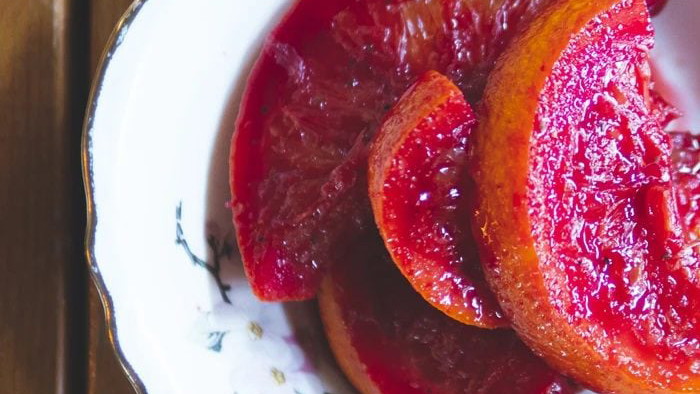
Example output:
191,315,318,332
85,1,350,393
83,1,700,393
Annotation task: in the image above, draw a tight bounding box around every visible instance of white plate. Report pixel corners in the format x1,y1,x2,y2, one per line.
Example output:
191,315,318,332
83,1,700,393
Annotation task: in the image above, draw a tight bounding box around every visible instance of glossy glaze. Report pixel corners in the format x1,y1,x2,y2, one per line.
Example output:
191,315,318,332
319,236,574,394
473,0,700,390
369,71,504,327
671,132,700,239
231,0,554,300
527,0,700,386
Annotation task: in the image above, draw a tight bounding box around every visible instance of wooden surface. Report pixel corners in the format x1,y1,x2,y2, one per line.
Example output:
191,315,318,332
0,1,135,393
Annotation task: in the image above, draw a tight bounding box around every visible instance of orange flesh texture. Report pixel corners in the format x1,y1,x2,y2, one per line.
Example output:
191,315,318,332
473,0,700,392
230,0,556,301
369,71,505,328
318,236,575,394
671,132,700,240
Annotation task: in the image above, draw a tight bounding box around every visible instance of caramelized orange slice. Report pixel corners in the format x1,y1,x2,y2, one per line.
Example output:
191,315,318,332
230,0,554,301
473,0,700,391
369,71,505,328
318,236,574,394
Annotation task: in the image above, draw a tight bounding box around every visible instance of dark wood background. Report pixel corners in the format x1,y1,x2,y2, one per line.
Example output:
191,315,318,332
0,1,136,393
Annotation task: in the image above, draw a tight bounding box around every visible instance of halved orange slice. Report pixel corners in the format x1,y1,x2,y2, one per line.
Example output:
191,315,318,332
318,236,574,394
369,70,505,328
473,0,700,391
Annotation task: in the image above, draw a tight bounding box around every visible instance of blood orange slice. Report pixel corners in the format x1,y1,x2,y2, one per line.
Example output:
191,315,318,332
473,0,700,391
318,235,574,394
231,0,554,300
369,70,505,328
671,132,700,238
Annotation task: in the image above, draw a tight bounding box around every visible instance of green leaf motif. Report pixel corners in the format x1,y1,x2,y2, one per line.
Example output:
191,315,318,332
176,202,233,304
206,331,229,353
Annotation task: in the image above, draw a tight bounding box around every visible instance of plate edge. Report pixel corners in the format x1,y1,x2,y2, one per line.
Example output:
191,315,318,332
81,1,149,393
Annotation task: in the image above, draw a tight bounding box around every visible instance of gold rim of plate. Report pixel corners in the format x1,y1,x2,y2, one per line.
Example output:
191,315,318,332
81,1,148,393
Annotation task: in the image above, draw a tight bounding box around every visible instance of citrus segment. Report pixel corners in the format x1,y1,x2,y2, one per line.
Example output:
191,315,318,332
318,236,574,394
231,0,554,300
671,132,700,238
369,70,505,328
473,0,700,391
